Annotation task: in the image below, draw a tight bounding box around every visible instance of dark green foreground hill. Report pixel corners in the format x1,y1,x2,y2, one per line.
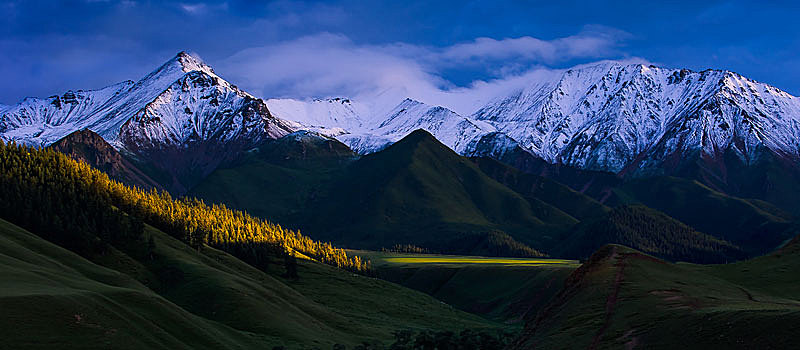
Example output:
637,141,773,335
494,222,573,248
0,218,495,349
513,241,800,349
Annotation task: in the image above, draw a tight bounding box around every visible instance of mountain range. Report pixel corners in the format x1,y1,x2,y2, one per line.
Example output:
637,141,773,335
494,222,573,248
5,52,799,180
2,51,799,255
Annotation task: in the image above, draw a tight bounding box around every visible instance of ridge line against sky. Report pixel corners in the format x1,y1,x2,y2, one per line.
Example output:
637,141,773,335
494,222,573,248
1,0,799,107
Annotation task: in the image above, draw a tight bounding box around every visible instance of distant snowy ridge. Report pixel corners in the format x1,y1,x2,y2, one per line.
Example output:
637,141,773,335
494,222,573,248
472,63,800,172
267,97,496,154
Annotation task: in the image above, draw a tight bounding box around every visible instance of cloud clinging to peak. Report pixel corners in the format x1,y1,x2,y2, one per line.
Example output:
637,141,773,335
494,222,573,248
215,27,635,114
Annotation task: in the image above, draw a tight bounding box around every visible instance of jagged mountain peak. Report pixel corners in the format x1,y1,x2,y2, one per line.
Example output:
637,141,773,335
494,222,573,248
152,51,217,79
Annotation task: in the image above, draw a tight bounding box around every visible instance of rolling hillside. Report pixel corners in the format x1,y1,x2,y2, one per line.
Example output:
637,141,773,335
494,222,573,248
192,129,583,257
512,243,800,349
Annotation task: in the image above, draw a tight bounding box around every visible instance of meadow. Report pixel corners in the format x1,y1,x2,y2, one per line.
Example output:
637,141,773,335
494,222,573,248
357,251,580,267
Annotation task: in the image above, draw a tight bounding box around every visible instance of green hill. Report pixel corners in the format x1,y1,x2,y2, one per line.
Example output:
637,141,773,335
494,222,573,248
188,131,356,226
0,217,270,349
513,243,800,349
471,156,610,222
303,129,579,256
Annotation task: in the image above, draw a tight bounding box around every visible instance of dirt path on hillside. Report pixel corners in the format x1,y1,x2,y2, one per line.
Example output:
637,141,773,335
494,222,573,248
589,247,627,350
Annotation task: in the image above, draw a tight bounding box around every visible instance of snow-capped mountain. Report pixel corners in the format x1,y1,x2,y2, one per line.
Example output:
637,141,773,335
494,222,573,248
364,98,495,154
1,81,134,146
0,52,294,193
473,63,800,173
266,62,800,175
1,52,293,151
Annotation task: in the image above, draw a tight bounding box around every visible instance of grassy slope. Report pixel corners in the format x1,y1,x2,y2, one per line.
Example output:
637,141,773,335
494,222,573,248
471,157,610,222
144,224,498,347
0,218,267,350
0,218,499,349
514,244,800,349
188,134,355,226
353,250,577,324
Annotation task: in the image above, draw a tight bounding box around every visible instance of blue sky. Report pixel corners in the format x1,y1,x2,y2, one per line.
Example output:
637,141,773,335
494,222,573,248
2,0,800,105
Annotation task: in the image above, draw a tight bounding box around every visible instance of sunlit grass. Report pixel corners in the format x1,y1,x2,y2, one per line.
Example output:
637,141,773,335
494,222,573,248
382,256,580,267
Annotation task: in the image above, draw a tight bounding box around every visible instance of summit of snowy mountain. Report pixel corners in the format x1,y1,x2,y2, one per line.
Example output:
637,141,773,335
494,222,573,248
365,98,495,154
0,51,294,193
0,51,292,150
266,97,367,137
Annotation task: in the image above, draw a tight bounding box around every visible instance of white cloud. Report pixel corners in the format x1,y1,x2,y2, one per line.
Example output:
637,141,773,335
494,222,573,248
179,3,206,14
215,27,639,115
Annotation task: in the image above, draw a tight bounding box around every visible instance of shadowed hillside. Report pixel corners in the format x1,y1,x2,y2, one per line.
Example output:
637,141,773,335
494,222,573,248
512,242,800,349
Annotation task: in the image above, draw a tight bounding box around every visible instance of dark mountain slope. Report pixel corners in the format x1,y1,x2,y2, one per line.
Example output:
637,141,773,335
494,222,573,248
50,129,163,190
471,156,610,222
612,176,796,255
627,146,800,217
558,205,746,263
188,131,358,226
469,132,623,204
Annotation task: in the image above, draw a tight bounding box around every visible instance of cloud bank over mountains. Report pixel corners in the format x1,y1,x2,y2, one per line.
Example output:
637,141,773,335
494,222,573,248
218,27,643,115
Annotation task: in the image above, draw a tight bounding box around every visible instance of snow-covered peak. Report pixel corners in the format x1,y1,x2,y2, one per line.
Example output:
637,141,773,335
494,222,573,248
1,51,291,150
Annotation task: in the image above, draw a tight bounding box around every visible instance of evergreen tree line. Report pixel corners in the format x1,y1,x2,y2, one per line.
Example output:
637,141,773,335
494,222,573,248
564,205,747,263
0,142,145,256
0,141,369,272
